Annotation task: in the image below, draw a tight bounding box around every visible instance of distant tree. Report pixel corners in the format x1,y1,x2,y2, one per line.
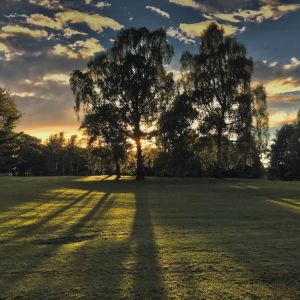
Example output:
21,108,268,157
45,132,66,175
81,104,129,178
70,27,174,180
270,112,300,180
0,88,21,173
181,23,254,176
15,133,45,175
64,135,88,175
235,84,269,177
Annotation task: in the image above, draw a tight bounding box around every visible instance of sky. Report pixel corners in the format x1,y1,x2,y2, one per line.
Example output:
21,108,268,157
0,0,300,141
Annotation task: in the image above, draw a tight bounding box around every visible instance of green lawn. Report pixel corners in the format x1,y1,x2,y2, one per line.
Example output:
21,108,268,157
0,176,299,299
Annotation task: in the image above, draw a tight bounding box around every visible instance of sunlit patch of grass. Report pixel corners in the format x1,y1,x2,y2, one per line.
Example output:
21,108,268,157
76,175,135,182
268,198,300,211
0,177,299,298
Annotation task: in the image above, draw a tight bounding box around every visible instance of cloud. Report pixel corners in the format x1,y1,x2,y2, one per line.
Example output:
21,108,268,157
0,41,15,60
180,20,240,37
169,0,204,10
26,10,123,34
51,37,104,59
43,73,70,85
0,24,48,38
206,2,300,24
269,110,298,128
146,6,170,19
26,13,62,30
268,93,300,104
284,57,300,70
95,2,111,8
63,28,88,38
29,0,63,10
55,10,123,32
166,27,195,44
264,77,300,95
12,91,36,97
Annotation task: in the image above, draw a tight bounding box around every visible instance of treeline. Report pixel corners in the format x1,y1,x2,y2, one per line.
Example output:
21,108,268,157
1,24,299,180
70,24,269,179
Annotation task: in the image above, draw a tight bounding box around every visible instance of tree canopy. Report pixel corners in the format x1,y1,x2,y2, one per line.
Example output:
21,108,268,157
70,27,174,179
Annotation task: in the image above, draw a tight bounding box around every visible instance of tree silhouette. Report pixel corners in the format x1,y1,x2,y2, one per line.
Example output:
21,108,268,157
70,27,174,180
181,23,254,175
0,88,21,173
81,104,129,178
270,111,300,180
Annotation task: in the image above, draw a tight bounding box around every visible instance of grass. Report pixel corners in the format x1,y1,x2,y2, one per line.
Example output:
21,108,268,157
0,176,300,299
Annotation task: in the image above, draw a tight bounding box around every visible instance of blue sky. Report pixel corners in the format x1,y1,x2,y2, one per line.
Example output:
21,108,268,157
0,0,299,140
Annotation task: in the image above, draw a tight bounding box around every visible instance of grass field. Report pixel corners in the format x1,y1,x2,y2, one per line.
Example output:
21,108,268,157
0,176,299,299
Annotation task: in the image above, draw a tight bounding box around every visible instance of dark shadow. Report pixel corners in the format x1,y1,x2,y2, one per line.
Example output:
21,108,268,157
0,190,93,244
0,191,112,297
131,190,166,298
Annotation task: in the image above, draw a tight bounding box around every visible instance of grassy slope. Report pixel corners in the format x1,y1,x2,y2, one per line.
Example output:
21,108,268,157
0,176,299,299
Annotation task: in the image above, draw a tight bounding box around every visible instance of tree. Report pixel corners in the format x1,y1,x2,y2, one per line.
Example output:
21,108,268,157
270,112,300,180
181,23,254,176
44,132,66,175
70,27,174,180
156,93,199,176
15,133,45,176
0,88,21,173
81,104,129,178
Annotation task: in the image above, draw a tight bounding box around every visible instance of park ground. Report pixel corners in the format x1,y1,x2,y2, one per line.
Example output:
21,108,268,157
0,176,299,299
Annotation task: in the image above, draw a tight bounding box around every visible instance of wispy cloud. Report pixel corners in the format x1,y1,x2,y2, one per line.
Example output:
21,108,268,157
169,0,205,10
0,24,48,38
284,57,300,70
26,10,123,33
166,27,195,44
205,2,300,24
146,6,170,19
42,73,70,85
269,110,298,128
180,20,240,37
29,0,63,10
51,37,104,59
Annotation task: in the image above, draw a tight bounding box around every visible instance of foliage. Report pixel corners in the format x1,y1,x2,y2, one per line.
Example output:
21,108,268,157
0,88,21,173
180,23,268,177
70,27,174,179
269,113,300,180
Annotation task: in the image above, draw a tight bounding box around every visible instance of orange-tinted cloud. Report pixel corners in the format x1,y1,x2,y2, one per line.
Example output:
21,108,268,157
0,24,48,38
51,37,105,59
180,20,239,37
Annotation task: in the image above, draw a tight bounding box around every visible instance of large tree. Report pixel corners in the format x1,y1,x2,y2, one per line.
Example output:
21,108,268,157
181,23,255,175
0,88,21,173
70,27,174,179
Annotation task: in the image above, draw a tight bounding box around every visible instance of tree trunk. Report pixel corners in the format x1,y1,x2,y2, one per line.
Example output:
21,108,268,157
215,131,222,178
136,137,144,180
115,158,121,179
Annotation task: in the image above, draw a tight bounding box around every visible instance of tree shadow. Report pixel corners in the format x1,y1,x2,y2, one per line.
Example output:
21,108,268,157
149,179,300,298
131,191,166,298
0,189,111,297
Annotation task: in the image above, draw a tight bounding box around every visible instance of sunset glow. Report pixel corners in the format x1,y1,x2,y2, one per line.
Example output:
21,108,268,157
1,0,299,137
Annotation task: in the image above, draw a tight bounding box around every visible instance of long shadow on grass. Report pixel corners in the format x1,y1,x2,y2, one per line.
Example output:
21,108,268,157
63,181,165,299
0,191,112,297
149,180,300,298
0,190,93,244
131,190,165,298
